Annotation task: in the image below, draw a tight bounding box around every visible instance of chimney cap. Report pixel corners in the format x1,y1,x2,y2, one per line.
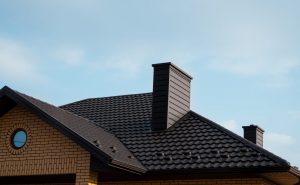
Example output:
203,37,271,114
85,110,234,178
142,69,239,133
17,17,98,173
242,124,265,133
152,62,193,80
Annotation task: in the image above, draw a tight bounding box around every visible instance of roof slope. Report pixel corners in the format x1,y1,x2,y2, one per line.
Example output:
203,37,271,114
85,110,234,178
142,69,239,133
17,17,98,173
0,86,146,173
61,93,292,172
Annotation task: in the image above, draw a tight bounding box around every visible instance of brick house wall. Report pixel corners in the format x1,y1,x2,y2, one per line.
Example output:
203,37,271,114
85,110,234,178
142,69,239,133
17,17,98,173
0,105,97,185
11,179,275,185
104,178,276,185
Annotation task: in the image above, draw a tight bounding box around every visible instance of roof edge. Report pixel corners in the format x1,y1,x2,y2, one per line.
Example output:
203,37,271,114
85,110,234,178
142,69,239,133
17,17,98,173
110,159,147,174
190,110,292,169
0,86,147,174
0,86,112,161
289,166,300,177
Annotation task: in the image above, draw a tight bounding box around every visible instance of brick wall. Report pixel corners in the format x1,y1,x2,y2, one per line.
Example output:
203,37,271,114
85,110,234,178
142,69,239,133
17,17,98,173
0,105,97,185
10,184,72,185
104,178,275,185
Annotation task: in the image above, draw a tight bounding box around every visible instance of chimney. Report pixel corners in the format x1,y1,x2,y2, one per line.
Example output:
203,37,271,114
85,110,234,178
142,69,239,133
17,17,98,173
152,62,192,131
242,125,264,147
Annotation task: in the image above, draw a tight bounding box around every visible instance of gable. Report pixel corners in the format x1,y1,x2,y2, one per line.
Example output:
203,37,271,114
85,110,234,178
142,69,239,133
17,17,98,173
0,105,90,176
0,86,145,174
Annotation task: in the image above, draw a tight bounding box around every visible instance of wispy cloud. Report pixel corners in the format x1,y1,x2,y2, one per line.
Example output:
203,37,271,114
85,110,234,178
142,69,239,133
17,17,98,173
52,47,85,65
0,38,42,83
88,46,151,77
264,132,298,167
208,57,299,88
209,57,299,77
265,132,295,146
220,119,242,135
288,110,300,120
204,5,300,87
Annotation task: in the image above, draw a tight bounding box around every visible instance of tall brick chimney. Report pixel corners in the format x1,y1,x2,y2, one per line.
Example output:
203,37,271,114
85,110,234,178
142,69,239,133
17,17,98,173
242,125,264,147
151,62,192,131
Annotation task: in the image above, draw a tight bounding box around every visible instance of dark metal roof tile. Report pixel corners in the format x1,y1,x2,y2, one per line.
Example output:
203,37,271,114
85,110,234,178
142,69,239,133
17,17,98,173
59,92,292,172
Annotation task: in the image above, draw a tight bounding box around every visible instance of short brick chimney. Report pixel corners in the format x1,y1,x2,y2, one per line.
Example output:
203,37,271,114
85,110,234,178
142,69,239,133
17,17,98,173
151,62,192,131
242,125,264,147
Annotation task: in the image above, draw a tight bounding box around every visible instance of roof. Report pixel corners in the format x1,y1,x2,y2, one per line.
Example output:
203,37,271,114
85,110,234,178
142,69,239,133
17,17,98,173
0,86,146,174
0,85,298,176
60,93,294,173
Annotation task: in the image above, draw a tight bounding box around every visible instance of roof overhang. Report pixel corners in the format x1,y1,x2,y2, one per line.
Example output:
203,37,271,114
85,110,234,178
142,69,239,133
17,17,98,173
260,169,300,185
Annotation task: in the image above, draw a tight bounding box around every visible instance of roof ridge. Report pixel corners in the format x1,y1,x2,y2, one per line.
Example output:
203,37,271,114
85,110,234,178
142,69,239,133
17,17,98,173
60,92,152,108
189,110,291,168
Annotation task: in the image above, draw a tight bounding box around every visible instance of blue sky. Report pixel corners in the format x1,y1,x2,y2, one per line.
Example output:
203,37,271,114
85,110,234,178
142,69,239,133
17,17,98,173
0,0,299,167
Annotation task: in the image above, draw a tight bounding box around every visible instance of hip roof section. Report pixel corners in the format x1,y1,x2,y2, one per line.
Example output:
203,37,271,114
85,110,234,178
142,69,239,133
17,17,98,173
61,92,293,173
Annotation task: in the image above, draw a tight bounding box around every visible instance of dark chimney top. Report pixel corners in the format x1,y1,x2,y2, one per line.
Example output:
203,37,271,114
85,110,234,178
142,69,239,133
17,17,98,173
151,62,192,131
242,125,264,147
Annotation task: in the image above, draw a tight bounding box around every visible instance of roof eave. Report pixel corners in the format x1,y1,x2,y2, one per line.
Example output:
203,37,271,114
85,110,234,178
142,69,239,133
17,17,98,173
289,167,300,177
110,159,147,174
147,166,291,175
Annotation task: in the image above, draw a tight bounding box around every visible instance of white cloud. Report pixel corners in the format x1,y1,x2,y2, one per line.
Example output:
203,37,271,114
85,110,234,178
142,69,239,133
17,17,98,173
88,46,151,77
53,47,85,65
264,132,298,168
288,110,300,120
101,57,146,75
205,8,300,87
209,57,299,77
220,119,242,135
265,132,295,146
0,38,42,82
88,45,197,78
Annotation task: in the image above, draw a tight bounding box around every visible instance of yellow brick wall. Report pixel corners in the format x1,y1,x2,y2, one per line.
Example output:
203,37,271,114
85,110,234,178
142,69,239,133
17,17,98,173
10,184,72,185
104,178,275,185
0,105,97,185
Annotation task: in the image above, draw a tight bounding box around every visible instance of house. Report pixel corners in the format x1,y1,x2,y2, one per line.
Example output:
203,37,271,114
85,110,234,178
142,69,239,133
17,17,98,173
0,62,299,185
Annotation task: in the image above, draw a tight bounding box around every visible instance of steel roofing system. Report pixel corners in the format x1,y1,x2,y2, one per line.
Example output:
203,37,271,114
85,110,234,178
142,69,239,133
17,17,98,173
0,63,299,184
